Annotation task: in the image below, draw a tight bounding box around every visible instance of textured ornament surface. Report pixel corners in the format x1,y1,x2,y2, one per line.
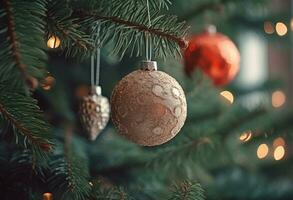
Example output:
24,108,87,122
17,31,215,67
80,94,110,140
111,69,187,146
184,31,240,86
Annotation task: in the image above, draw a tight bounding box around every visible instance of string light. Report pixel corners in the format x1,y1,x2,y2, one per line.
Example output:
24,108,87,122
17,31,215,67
220,90,234,104
272,90,286,108
239,131,252,142
291,18,293,31
89,181,93,187
257,143,269,159
41,75,55,90
264,21,274,34
275,22,287,36
43,192,53,200
273,146,285,161
47,35,61,49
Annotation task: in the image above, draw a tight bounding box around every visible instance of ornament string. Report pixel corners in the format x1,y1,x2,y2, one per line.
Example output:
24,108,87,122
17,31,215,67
91,54,95,87
96,25,101,86
145,0,152,61
91,24,101,87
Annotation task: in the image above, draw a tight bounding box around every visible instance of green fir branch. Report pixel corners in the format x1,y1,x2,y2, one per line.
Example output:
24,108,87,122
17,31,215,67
90,180,134,200
0,88,53,159
0,0,48,87
148,137,213,169
73,0,189,59
48,142,91,200
169,180,205,200
46,0,94,59
46,0,188,59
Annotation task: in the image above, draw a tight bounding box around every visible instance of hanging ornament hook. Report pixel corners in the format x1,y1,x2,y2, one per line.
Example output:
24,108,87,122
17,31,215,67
145,0,152,61
80,22,110,141
142,0,156,71
90,23,101,95
95,25,101,86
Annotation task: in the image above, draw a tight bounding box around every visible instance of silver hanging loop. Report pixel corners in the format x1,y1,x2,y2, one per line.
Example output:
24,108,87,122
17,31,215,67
145,0,152,61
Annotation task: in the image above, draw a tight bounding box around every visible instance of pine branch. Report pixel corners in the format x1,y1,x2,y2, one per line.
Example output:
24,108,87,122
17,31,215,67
45,0,189,59
46,0,94,59
48,143,91,200
2,0,27,79
81,11,187,48
90,180,134,200
0,88,53,159
72,0,189,59
214,106,267,136
0,147,47,199
169,180,205,200
0,0,48,86
148,137,213,169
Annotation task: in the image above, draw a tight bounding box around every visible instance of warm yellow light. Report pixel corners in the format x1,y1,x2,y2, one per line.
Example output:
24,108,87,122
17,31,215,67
47,35,61,48
239,131,252,142
89,181,93,187
275,22,287,36
43,192,53,200
220,90,234,104
274,146,285,160
257,144,269,159
264,21,274,34
272,90,286,108
273,137,285,147
290,18,293,31
41,75,55,90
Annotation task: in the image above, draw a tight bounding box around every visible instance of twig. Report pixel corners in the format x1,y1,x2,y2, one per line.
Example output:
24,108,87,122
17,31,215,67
3,0,29,80
0,102,52,151
75,10,188,49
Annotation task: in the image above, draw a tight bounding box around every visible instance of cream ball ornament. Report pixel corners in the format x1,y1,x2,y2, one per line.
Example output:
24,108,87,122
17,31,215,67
111,61,187,146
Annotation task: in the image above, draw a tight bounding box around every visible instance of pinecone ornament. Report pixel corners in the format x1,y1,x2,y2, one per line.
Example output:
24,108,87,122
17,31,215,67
80,86,110,140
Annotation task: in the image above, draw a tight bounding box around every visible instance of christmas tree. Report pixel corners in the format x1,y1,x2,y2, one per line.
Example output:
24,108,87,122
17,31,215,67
0,0,292,199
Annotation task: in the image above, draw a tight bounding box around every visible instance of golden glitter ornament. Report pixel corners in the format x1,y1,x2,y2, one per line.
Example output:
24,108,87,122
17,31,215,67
80,86,110,140
111,61,187,146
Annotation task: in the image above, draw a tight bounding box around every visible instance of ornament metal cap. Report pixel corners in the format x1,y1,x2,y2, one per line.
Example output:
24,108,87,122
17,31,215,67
204,24,217,34
91,86,102,95
141,60,157,71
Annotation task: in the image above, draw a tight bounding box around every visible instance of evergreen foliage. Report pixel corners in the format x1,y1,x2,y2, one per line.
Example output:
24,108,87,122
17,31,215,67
169,180,205,200
0,0,288,199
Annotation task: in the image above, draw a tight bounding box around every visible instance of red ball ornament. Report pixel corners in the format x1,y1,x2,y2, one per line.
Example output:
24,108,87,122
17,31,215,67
184,26,240,86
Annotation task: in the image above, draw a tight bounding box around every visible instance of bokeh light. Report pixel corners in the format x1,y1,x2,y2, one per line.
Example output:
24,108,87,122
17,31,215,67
47,35,61,49
264,21,274,34
272,90,286,108
273,137,285,147
220,90,234,104
257,143,269,159
274,146,285,161
239,131,252,142
43,192,53,200
275,22,287,36
41,75,55,91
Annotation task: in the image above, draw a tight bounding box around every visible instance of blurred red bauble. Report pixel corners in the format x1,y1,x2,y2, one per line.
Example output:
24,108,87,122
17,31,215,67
184,26,240,86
